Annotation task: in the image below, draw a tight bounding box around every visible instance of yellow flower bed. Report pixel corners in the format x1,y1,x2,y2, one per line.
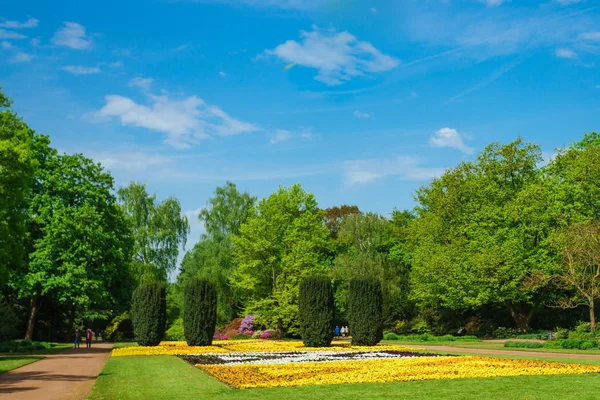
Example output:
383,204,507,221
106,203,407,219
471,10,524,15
112,340,420,357
199,356,600,389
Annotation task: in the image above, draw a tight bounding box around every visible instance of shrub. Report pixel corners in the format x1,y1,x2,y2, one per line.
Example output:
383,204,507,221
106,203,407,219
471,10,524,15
348,277,383,346
504,341,544,349
558,339,598,350
410,320,430,335
553,327,569,340
184,278,217,346
252,330,264,339
239,315,255,334
0,301,19,342
105,312,134,341
164,318,185,341
260,329,281,339
223,317,243,338
391,320,411,335
384,332,399,340
493,327,521,339
131,282,167,346
299,276,335,347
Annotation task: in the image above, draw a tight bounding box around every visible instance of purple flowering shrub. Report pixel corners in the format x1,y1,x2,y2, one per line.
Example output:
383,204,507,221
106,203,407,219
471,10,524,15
239,315,255,334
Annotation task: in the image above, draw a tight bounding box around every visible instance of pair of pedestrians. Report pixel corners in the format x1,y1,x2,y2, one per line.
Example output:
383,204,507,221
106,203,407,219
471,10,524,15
74,328,94,348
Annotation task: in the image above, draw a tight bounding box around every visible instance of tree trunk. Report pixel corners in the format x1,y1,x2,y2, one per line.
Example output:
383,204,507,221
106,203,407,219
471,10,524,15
590,298,596,332
25,294,41,340
506,302,535,333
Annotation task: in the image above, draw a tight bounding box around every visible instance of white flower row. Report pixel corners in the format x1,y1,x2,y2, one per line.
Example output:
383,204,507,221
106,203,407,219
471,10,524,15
193,350,436,365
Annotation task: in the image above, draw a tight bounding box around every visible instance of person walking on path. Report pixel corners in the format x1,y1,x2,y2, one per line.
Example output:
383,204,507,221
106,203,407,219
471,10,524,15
85,328,93,348
74,329,81,348
335,326,341,337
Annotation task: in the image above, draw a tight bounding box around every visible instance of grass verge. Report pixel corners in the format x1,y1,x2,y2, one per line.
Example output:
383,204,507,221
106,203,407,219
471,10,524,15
89,354,600,400
0,356,42,374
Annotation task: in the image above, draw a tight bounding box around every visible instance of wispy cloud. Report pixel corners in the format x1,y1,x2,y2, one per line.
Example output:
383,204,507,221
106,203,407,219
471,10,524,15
11,51,33,63
555,48,577,58
343,156,445,186
0,17,39,29
263,28,399,85
429,128,475,154
555,0,583,4
91,151,172,172
51,22,92,50
219,71,227,77
477,0,510,6
1,41,13,49
448,58,522,102
128,77,153,91
269,129,292,144
61,65,101,74
580,31,600,41
179,0,324,10
353,110,371,119
96,86,259,148
0,29,26,40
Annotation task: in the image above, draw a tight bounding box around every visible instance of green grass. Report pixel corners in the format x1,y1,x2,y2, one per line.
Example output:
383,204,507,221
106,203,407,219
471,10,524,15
0,356,42,373
406,340,600,355
89,354,600,400
112,342,139,349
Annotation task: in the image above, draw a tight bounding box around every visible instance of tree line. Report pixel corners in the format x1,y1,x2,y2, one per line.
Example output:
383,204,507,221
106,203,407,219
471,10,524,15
2,84,600,342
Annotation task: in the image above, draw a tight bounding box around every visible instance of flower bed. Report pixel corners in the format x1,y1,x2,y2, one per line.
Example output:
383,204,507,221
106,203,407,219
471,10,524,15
198,356,600,389
111,340,419,357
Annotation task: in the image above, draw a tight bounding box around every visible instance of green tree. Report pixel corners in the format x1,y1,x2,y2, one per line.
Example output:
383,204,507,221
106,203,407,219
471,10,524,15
323,205,361,239
118,182,189,283
14,151,133,339
410,139,556,331
232,184,332,335
299,276,334,347
348,277,383,346
132,282,167,346
333,212,409,326
178,182,255,325
184,277,217,346
0,88,35,287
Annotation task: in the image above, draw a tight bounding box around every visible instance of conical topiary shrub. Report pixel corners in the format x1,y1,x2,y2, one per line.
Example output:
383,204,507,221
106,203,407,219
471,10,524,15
299,275,335,347
348,277,383,346
131,282,167,346
184,277,217,346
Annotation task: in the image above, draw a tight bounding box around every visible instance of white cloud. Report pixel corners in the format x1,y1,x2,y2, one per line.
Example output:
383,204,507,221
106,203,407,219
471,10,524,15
264,28,399,85
187,0,323,10
92,151,172,172
555,48,577,59
1,41,13,49
0,29,26,40
30,38,40,47
269,129,292,144
109,61,123,68
0,18,39,29
353,110,371,119
477,0,509,6
51,22,92,50
555,0,582,4
596,84,600,89
128,77,153,91
370,8,377,13
96,90,259,148
581,32,600,41
344,156,445,186
301,131,313,140
11,51,33,63
430,128,475,154
219,71,227,77
61,65,100,74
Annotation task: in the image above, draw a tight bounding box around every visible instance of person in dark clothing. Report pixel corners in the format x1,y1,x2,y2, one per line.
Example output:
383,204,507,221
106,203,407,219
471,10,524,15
85,328,93,348
335,326,341,337
74,329,81,348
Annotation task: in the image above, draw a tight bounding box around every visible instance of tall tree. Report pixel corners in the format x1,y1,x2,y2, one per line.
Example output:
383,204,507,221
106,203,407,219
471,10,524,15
0,88,35,287
323,205,361,239
14,152,133,339
118,182,189,283
178,181,255,324
552,221,600,331
410,139,556,331
232,184,332,335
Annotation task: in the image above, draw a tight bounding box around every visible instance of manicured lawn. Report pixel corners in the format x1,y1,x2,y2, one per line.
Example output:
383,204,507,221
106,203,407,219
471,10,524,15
0,356,42,373
383,340,600,355
88,354,600,399
112,342,139,349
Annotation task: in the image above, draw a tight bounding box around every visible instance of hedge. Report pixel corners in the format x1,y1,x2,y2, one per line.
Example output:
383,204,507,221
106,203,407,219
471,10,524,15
348,277,383,346
184,278,217,346
299,276,335,347
131,282,167,346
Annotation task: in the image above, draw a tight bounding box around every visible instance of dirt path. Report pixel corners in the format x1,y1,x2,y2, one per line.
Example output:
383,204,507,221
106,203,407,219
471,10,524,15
415,344,600,360
0,342,112,400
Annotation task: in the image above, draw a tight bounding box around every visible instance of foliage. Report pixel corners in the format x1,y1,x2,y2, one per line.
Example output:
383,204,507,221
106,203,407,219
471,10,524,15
299,276,334,347
239,314,255,334
323,205,361,239
232,184,332,335
178,182,255,325
493,327,522,339
384,332,400,340
118,182,189,284
131,283,167,346
504,341,544,349
165,318,185,341
0,89,35,287
348,277,383,346
0,301,19,342
0,339,54,353
105,313,133,342
410,139,556,332
184,278,217,346
544,339,598,350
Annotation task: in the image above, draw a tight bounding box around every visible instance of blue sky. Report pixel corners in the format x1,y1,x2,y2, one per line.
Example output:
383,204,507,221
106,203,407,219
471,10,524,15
1,0,599,265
